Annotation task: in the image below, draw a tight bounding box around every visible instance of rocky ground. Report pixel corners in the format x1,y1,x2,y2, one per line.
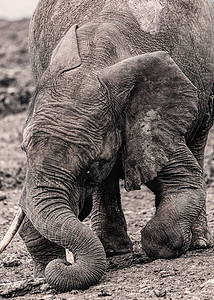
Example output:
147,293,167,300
0,19,33,118
1,19,214,300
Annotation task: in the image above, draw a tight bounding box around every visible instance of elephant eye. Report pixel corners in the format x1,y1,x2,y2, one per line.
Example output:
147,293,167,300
83,162,102,187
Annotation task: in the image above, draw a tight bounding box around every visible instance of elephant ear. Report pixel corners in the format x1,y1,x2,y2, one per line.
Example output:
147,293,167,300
48,24,81,75
98,51,199,191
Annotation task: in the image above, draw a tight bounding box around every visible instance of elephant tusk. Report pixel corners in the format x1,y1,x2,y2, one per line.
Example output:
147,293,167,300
0,207,25,254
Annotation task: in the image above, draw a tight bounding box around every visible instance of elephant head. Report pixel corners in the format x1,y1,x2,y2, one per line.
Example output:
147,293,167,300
19,24,199,291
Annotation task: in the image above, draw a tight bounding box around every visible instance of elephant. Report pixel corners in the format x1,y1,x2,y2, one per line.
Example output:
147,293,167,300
2,0,214,293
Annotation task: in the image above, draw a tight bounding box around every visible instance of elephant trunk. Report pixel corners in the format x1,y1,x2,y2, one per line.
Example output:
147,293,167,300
44,212,106,291
21,172,106,292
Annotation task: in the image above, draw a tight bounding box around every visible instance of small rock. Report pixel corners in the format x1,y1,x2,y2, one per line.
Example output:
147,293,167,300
153,288,166,297
3,256,21,267
7,87,17,95
126,294,138,299
0,191,6,201
200,279,214,288
98,289,112,297
160,270,174,278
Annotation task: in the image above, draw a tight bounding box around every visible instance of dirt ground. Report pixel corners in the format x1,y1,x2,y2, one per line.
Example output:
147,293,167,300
1,19,214,300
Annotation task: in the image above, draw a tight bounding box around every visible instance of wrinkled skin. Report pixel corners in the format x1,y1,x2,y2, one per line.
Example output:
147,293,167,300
19,0,214,292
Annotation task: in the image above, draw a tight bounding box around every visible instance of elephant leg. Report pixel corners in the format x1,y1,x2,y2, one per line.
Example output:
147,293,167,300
19,216,66,278
188,93,214,249
91,166,133,256
147,170,213,251
189,141,213,249
142,141,205,259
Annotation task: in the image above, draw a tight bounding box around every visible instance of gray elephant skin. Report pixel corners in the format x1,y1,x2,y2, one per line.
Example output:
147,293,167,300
18,0,214,292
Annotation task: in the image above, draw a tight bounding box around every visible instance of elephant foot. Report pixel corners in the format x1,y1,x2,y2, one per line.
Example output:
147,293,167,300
141,218,191,260
103,237,133,257
190,237,213,249
96,227,133,257
190,225,213,250
141,194,193,260
190,208,214,250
